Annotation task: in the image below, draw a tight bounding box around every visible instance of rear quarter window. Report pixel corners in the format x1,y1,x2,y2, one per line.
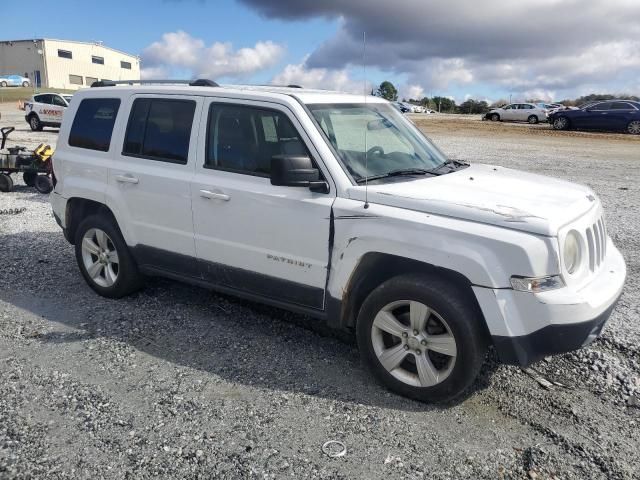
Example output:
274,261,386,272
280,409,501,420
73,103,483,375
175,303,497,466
68,98,120,152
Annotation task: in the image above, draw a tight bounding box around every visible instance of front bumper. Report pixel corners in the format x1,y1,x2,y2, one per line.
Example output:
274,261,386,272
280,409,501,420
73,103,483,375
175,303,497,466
473,242,626,366
491,291,621,365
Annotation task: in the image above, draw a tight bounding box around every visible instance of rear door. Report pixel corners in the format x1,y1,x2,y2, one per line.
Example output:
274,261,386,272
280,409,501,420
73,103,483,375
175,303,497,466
607,102,639,131
106,94,202,274
190,98,334,309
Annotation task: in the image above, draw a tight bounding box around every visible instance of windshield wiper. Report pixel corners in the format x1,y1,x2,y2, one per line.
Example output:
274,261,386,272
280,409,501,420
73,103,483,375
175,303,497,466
427,159,469,175
355,168,434,184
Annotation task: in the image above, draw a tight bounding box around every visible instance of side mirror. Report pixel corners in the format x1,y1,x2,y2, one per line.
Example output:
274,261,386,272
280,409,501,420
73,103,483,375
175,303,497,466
270,155,329,193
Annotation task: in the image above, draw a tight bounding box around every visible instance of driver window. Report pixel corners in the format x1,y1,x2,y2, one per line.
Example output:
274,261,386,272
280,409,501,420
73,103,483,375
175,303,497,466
504,105,513,110
52,95,66,107
205,103,310,177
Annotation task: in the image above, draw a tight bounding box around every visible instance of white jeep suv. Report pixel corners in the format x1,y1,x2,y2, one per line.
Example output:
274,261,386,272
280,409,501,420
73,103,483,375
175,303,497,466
50,80,626,403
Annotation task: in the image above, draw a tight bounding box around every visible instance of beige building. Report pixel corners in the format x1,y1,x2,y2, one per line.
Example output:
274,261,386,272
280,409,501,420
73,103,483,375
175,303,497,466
0,38,140,90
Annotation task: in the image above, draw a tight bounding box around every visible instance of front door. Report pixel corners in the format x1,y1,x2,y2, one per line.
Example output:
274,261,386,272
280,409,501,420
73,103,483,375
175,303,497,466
106,94,203,274
579,102,611,129
501,104,516,120
191,99,334,310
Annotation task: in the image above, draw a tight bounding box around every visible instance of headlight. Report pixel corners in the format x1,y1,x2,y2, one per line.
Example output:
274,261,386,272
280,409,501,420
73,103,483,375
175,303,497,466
564,230,581,274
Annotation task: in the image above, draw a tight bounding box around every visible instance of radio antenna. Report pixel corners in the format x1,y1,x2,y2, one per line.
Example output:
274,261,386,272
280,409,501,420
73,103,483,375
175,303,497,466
363,31,370,209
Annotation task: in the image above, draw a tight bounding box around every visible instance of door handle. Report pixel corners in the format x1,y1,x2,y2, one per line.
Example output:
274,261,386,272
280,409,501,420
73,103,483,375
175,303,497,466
114,174,139,184
200,189,230,201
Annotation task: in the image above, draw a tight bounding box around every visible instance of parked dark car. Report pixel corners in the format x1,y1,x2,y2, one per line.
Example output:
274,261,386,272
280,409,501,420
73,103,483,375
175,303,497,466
548,100,640,134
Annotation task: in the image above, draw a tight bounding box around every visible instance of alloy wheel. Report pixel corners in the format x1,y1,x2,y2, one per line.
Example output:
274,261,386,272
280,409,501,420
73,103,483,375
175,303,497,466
554,117,568,130
81,228,120,287
628,121,640,135
370,300,457,387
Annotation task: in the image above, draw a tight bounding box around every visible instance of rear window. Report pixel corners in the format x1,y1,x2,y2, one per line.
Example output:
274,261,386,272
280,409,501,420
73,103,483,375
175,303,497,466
68,98,120,152
123,98,196,164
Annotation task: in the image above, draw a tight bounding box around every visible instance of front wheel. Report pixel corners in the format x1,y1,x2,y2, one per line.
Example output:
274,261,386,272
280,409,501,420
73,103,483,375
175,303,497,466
490,113,500,121
627,120,640,135
74,215,144,298
22,81,29,87
527,115,539,124
0,81,7,88
29,115,42,131
34,175,53,194
356,274,488,403
553,116,570,130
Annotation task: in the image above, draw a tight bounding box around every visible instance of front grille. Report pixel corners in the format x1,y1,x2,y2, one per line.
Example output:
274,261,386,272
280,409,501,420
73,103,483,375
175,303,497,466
586,216,606,272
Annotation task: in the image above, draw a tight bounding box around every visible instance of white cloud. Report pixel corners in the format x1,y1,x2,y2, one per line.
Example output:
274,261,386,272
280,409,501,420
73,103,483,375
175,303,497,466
240,0,640,99
271,61,368,93
403,84,424,100
141,31,285,80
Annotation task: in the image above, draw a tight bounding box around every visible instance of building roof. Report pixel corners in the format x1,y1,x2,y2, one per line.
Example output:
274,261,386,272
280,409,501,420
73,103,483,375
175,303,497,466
0,38,138,59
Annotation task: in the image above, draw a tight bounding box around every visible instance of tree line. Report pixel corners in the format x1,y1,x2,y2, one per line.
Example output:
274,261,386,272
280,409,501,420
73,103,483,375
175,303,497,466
374,81,640,115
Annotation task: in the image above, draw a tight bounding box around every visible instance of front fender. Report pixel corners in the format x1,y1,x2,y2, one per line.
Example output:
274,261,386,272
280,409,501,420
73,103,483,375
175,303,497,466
327,198,559,301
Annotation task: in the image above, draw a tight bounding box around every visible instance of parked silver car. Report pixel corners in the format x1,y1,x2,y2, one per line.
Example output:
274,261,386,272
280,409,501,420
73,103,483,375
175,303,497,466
484,103,548,124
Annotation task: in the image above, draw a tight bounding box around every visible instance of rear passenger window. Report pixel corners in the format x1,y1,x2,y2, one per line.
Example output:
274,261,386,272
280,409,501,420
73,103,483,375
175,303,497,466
205,104,308,176
68,98,120,152
123,98,196,164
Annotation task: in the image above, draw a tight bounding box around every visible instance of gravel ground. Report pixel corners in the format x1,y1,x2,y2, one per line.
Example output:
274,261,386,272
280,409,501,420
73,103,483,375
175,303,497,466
1,104,639,479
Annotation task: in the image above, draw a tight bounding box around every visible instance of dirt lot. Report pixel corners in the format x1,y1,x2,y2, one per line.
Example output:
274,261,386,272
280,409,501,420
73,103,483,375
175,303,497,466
1,104,639,479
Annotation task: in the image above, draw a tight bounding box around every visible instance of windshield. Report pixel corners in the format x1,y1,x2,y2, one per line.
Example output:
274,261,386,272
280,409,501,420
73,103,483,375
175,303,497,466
308,102,448,182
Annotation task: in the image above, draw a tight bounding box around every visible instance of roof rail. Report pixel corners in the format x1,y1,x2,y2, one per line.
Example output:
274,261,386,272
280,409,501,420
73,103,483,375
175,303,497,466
90,78,219,88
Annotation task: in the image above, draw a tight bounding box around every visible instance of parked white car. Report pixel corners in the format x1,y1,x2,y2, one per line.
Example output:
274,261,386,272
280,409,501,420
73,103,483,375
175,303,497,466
24,92,72,131
484,103,548,124
50,80,626,403
0,74,31,87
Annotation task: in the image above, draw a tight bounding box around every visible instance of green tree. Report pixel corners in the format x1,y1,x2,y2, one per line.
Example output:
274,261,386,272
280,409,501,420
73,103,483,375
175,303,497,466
431,96,457,113
458,99,490,114
376,81,398,101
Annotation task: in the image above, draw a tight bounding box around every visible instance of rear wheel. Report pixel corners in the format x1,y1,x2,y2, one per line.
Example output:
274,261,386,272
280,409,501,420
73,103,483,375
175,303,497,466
34,175,53,194
29,115,42,131
490,113,500,121
0,81,7,88
0,173,13,192
74,215,143,298
527,115,539,124
21,81,29,87
627,120,640,135
553,116,570,130
23,171,37,187
356,274,488,403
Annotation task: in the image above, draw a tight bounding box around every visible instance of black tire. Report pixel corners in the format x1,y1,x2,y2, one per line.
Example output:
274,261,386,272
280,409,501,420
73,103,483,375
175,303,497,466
34,175,53,194
0,173,13,192
0,81,7,88
356,274,488,403
23,171,37,186
22,81,29,87
29,115,42,131
527,115,539,124
490,113,500,121
74,214,144,298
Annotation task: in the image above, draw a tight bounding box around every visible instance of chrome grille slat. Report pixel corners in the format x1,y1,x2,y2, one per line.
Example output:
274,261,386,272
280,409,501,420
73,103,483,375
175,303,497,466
586,227,595,271
583,214,607,273
593,222,601,267
598,218,606,262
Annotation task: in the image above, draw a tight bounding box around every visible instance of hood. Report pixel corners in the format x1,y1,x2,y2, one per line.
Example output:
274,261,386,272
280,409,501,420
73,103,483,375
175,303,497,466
346,164,597,236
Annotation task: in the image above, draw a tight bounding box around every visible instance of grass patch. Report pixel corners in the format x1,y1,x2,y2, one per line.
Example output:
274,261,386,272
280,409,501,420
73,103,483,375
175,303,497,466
0,87,76,104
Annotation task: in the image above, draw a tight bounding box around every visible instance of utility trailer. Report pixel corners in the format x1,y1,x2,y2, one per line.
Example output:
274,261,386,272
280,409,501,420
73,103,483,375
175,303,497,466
0,127,53,194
